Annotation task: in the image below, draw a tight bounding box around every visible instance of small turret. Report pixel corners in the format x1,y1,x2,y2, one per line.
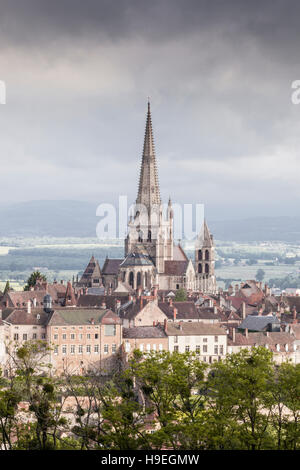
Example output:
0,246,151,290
43,294,52,313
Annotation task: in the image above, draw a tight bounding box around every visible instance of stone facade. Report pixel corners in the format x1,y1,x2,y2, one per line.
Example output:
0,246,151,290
102,102,217,294
165,322,227,363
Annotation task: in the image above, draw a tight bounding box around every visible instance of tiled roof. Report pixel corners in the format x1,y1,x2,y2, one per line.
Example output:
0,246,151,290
173,244,188,261
47,308,121,326
164,260,189,276
281,312,300,324
197,307,219,320
102,258,123,275
119,299,151,321
5,308,48,326
1,284,67,308
283,296,300,312
229,331,295,352
77,294,128,309
79,256,101,284
239,315,280,331
123,326,167,339
158,301,198,319
290,324,300,339
120,252,153,267
165,322,226,337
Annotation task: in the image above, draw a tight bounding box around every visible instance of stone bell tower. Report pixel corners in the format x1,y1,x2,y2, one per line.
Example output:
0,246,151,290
195,220,216,293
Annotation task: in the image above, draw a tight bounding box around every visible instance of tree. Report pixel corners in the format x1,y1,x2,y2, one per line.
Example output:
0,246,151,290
6,340,68,450
128,350,208,449
256,268,265,282
268,362,300,450
24,271,47,291
207,347,275,450
174,288,187,302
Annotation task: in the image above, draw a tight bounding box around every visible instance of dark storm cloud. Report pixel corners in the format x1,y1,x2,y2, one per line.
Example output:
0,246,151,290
0,0,298,47
0,0,300,218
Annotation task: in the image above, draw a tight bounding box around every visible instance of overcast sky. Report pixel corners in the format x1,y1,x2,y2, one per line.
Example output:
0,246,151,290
0,0,300,220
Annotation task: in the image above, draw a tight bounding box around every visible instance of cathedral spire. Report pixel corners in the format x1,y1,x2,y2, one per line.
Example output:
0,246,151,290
197,219,214,247
136,101,161,212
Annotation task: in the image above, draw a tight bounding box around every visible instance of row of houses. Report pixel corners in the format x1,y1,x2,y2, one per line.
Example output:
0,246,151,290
0,277,300,375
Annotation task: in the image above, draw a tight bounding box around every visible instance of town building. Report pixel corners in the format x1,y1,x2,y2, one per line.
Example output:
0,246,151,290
165,321,227,363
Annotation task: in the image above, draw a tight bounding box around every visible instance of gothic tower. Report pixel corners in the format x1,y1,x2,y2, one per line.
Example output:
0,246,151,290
195,220,217,293
125,101,173,274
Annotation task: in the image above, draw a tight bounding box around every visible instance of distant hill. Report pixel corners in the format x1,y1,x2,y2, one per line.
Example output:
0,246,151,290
209,217,300,243
0,200,98,237
0,200,299,242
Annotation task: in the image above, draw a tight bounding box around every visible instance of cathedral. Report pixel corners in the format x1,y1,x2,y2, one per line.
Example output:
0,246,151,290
101,102,217,294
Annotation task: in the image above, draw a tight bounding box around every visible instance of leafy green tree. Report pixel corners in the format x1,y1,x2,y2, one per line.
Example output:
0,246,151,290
174,288,187,301
268,362,300,450
24,271,47,291
128,350,208,449
207,347,275,450
64,371,150,450
8,341,68,450
0,370,21,450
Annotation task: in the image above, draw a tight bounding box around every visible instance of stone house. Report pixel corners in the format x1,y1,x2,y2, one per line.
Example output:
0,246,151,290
165,321,227,363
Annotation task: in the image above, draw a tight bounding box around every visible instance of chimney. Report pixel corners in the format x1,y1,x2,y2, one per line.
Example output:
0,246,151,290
164,318,167,332
179,321,183,331
232,327,236,343
214,305,218,314
33,297,37,308
116,300,121,311
101,301,106,309
153,286,158,298
209,299,213,308
60,280,64,285
245,328,249,338
27,300,31,314
242,302,246,320
266,331,269,337
173,307,177,321
293,306,297,323
90,318,95,325
140,296,143,309
258,307,263,316
235,284,239,295
169,298,173,307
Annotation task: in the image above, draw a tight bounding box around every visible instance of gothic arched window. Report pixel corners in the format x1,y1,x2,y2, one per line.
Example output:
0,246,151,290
138,230,143,242
198,249,202,260
198,264,202,274
205,250,209,261
205,263,209,274
129,272,134,288
137,272,142,288
147,230,152,242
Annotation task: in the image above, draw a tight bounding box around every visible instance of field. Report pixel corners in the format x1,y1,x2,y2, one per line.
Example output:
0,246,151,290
0,237,299,291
